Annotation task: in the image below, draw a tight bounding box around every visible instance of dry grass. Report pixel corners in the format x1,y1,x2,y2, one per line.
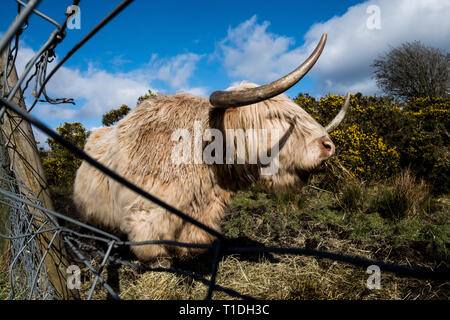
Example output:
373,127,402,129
337,178,366,212
76,251,448,300
75,207,449,301
0,252,10,300
371,169,433,220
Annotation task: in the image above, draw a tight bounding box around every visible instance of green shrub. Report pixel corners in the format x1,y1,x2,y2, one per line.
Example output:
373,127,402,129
102,104,131,127
370,170,432,220
41,122,90,189
294,93,450,193
338,179,365,212
402,97,450,194
418,224,449,258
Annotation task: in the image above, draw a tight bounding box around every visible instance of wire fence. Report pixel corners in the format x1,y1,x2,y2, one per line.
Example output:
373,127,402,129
0,0,449,300
0,141,56,299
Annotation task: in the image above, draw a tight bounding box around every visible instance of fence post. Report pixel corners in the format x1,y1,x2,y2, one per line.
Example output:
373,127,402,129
0,49,77,299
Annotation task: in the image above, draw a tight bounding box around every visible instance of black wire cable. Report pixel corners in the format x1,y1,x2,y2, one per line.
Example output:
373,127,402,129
28,0,134,112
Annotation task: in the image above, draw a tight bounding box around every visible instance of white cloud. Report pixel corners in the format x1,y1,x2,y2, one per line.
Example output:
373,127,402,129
147,53,204,89
14,43,204,121
43,65,150,119
305,0,450,95
218,0,450,96
110,54,132,67
218,15,298,84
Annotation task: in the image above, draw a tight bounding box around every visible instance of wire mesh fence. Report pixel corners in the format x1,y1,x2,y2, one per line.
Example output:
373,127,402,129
0,0,449,300
0,139,57,299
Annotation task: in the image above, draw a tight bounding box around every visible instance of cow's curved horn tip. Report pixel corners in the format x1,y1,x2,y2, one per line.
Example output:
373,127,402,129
318,33,327,42
343,93,351,109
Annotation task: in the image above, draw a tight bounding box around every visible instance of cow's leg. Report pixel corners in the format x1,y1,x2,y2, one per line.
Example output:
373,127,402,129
121,208,180,261
176,223,216,258
175,200,224,258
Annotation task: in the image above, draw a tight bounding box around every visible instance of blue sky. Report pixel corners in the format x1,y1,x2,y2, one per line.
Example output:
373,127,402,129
1,0,449,144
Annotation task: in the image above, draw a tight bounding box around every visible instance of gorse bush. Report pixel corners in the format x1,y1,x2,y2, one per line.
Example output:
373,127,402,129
401,97,450,194
102,104,131,127
137,89,157,104
41,122,90,189
294,94,450,193
330,125,399,180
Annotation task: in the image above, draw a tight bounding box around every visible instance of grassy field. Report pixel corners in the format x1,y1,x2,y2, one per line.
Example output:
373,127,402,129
1,169,449,300
74,170,449,300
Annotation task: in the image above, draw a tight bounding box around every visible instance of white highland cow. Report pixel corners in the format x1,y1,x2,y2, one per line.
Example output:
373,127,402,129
73,33,350,261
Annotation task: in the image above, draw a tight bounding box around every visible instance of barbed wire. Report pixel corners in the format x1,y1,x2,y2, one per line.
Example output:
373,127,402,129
0,0,449,301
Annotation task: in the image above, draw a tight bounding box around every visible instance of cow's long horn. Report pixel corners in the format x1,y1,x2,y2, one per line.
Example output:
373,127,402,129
325,93,351,133
209,33,328,108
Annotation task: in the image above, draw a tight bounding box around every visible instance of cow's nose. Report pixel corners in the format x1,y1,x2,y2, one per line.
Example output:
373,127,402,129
320,136,335,158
